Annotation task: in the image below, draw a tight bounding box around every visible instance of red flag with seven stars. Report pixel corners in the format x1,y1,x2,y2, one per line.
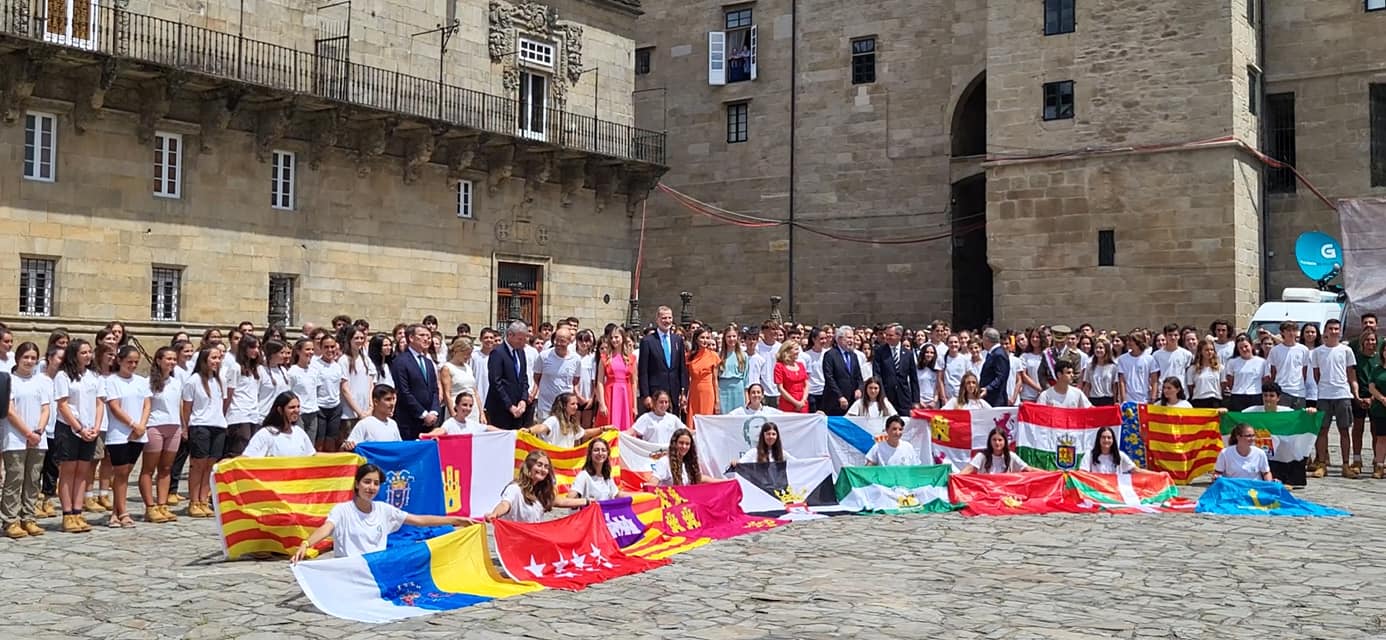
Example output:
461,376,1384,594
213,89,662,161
492,504,670,590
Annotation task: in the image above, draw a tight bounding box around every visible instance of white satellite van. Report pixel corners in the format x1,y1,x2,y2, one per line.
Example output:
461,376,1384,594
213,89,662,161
1245,288,1347,338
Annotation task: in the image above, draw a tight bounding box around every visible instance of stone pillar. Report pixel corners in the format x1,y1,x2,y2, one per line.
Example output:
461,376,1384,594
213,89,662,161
507,284,523,324
769,296,783,325
679,291,693,326
627,297,641,331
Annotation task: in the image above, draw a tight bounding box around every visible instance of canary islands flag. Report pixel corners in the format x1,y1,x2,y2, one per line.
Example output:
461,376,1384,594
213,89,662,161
291,524,541,623
1195,477,1350,517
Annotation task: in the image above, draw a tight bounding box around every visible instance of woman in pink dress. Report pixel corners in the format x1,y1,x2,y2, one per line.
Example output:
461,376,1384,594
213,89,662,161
596,327,638,431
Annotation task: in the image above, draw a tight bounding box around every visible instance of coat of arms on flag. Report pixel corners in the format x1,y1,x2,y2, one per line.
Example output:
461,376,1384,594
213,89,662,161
1055,435,1077,470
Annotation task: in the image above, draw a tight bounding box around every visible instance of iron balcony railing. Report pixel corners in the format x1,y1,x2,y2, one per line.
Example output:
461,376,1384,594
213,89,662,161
1,0,666,165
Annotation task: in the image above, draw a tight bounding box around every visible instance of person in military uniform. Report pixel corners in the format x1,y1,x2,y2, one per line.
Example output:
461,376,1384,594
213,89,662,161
1037,325,1083,391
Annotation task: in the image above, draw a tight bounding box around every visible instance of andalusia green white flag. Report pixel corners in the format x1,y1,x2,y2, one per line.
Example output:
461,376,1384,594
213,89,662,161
833,465,959,514
1220,410,1318,463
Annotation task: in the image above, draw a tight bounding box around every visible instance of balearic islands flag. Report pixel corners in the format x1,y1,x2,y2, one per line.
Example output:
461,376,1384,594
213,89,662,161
212,453,362,560
833,464,959,514
291,525,541,623
493,504,670,590
1015,404,1120,470
1219,410,1318,463
729,458,840,518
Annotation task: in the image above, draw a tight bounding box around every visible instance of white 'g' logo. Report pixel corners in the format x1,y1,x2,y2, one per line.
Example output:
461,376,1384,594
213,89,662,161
1321,244,1338,260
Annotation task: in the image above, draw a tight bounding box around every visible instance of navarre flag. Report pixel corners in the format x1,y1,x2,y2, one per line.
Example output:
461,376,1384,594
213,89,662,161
1195,477,1350,517
729,458,841,519
1141,405,1222,484
692,413,832,479
1015,403,1118,470
615,432,664,493
649,481,783,539
493,505,670,590
948,471,1089,517
213,453,362,560
913,407,1018,470
428,431,517,518
1063,470,1193,514
291,524,540,623
833,464,959,514
513,430,620,494
1219,410,1318,463
1119,402,1148,467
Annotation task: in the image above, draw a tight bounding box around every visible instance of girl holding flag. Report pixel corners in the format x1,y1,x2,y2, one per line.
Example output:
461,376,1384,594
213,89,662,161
568,438,624,501
959,428,1033,474
485,451,593,523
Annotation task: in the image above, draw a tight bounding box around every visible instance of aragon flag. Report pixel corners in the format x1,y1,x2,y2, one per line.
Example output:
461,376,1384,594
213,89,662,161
492,504,670,590
728,458,841,519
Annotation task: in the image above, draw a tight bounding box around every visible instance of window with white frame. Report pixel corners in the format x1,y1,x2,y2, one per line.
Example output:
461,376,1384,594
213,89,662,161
518,71,548,140
153,131,182,198
19,257,55,317
150,266,182,321
24,111,56,182
708,7,756,85
271,150,295,210
518,38,555,69
457,179,474,218
268,274,296,327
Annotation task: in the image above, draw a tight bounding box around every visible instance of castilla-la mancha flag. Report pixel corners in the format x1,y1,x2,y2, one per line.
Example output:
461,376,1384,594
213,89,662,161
492,504,669,590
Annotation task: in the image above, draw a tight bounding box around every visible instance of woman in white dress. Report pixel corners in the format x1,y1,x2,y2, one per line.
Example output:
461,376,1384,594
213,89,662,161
484,451,592,523
243,392,316,458
959,428,1033,474
568,438,623,501
439,338,477,418
292,463,475,562
847,376,898,418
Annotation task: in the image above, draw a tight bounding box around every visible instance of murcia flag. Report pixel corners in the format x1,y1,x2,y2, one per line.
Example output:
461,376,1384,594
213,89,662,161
1015,403,1119,470
493,504,670,590
729,458,841,519
833,464,959,515
291,524,540,623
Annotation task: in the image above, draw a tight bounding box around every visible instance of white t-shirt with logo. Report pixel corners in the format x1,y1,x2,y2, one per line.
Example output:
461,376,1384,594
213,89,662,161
1116,353,1157,403
1079,451,1137,474
54,369,106,430
534,350,580,420
243,426,316,458
1153,347,1194,386
326,500,408,557
569,470,619,501
347,416,402,444
1312,344,1357,400
968,451,1031,474
632,411,683,445
1038,385,1092,408
4,372,52,452
497,483,546,523
1225,356,1267,396
182,375,228,428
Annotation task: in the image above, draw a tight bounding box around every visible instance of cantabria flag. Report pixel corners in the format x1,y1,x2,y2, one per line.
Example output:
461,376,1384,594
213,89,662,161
833,465,959,514
1015,404,1122,470
1220,410,1318,463
912,407,1018,470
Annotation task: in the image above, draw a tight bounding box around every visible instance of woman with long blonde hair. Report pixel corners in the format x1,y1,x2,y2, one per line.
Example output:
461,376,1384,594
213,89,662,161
1187,338,1224,409
595,327,637,431
717,324,748,413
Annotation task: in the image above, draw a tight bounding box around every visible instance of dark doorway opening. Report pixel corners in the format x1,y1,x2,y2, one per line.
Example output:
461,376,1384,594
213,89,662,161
951,75,986,157
951,174,992,330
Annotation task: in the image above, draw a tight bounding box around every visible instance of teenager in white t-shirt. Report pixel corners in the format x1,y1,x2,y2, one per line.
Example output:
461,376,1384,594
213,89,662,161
313,336,347,452
182,346,228,519
1267,322,1311,408
864,416,921,466
53,340,105,532
631,390,685,445
727,383,783,417
1214,423,1273,481
484,451,593,523
1152,324,1194,394
224,336,267,458
1077,426,1146,474
343,386,403,450
429,391,497,436
292,463,474,562
529,392,607,449
1037,362,1092,409
1082,339,1119,406
1,343,50,538
960,428,1032,474
287,339,321,443
1116,333,1159,404
1311,319,1359,478
243,391,316,458
1224,336,1268,412
847,377,898,417
567,437,623,502
103,347,152,528
651,428,708,487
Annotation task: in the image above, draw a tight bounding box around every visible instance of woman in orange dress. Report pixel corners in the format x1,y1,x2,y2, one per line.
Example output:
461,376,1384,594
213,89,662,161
685,328,722,420
595,327,637,432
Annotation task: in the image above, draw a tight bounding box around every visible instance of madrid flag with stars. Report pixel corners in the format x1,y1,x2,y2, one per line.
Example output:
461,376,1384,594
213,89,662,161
492,504,670,590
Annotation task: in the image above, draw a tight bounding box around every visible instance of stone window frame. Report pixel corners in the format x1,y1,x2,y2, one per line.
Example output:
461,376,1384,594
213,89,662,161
1097,230,1116,267
23,111,57,182
271,149,295,211
518,37,556,70
726,101,749,143
635,47,653,75
153,131,182,199
19,256,56,318
1042,80,1074,121
150,265,182,322
268,274,296,327
1043,0,1075,36
457,179,474,219
1246,66,1262,115
851,37,877,85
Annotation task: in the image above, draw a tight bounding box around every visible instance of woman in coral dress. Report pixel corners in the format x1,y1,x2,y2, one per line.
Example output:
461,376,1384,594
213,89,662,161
773,341,809,413
685,328,722,420
596,327,637,432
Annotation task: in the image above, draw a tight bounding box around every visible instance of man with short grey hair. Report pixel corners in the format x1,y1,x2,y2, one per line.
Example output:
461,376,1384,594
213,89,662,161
486,320,533,429
978,328,1011,408
821,325,862,416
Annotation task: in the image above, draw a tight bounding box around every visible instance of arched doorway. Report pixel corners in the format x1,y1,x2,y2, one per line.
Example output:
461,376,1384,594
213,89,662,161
951,72,992,329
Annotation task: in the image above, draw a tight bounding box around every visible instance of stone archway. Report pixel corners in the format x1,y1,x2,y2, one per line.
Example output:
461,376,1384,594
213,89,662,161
950,72,991,330
951,73,986,158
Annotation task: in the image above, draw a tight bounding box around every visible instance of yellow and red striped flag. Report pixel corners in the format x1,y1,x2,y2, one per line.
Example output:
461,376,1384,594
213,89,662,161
1140,405,1222,485
619,491,712,560
213,453,363,560
513,430,620,494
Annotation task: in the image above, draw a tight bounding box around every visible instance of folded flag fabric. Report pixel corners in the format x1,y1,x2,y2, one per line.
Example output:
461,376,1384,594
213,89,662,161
1015,403,1119,470
913,408,1017,470
692,413,832,479
1119,402,1148,468
1063,470,1193,514
1195,477,1350,517
948,471,1090,517
514,430,620,494
1141,405,1222,484
493,504,670,590
428,431,517,518
1219,410,1318,463
824,416,887,470
729,458,841,519
291,524,541,623
615,492,712,560
598,495,656,547
833,464,959,514
213,453,362,560
649,481,783,539
616,432,664,493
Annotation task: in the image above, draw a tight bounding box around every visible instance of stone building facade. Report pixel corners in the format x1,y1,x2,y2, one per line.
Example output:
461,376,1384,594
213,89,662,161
634,0,1386,331
0,0,664,345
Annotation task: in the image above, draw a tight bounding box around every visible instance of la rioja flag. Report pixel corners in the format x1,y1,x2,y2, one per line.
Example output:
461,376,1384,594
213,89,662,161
492,504,669,590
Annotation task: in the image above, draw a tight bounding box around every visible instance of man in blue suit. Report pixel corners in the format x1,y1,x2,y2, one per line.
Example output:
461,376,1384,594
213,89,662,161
638,306,688,414
978,328,1012,407
389,323,441,440
486,320,533,429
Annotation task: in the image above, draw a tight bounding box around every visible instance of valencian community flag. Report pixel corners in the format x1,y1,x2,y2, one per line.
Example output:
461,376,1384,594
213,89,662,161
948,471,1090,517
1140,405,1222,484
212,453,362,560
291,524,540,623
1219,410,1318,463
729,458,840,518
1063,470,1192,514
913,408,1018,469
1015,404,1118,470
1195,478,1350,517
514,430,620,494
427,431,516,518
833,465,959,514
493,504,670,590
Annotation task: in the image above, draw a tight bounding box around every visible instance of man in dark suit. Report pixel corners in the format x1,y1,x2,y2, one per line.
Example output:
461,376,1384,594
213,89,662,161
389,323,441,440
871,323,918,415
638,305,688,413
821,325,863,416
486,320,533,429
978,328,1012,407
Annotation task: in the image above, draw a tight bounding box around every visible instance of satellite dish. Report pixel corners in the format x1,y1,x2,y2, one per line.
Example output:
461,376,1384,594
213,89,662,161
1294,231,1343,282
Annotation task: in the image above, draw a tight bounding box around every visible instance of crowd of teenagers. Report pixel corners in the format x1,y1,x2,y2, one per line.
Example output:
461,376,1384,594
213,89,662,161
0,307,1382,542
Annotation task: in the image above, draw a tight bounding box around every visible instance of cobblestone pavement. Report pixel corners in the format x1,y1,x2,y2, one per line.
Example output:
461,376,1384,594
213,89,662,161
1,465,1382,639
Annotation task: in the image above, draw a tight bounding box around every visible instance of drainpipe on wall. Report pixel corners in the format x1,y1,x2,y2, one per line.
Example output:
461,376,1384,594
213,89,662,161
786,0,798,323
